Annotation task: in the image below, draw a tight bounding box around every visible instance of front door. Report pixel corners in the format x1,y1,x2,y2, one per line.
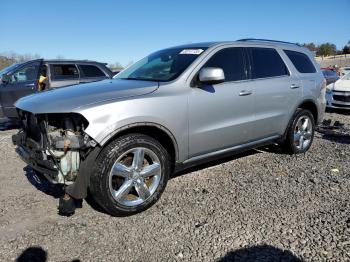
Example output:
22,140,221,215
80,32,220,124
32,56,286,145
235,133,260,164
0,60,42,118
188,47,256,158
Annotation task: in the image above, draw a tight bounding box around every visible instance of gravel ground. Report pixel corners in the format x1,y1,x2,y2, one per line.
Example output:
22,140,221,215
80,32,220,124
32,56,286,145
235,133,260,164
0,111,349,262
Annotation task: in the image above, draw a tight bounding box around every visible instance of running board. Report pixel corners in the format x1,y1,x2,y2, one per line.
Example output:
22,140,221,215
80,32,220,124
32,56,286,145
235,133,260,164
183,135,280,165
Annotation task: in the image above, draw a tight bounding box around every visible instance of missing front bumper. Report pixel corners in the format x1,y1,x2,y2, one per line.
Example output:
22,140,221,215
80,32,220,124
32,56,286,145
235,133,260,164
12,132,62,184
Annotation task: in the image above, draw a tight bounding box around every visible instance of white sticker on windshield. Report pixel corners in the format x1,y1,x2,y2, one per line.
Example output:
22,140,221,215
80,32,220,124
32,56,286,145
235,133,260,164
180,49,204,55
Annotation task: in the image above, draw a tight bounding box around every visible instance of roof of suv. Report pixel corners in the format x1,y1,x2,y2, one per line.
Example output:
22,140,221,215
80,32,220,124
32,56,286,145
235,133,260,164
43,59,107,65
171,39,307,52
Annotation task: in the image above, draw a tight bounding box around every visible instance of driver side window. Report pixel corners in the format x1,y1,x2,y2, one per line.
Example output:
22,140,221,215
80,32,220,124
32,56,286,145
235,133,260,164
203,47,247,82
10,64,39,84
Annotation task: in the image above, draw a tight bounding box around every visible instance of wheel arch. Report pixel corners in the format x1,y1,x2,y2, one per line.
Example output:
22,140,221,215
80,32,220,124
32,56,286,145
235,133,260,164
282,99,318,141
297,99,318,122
99,122,179,164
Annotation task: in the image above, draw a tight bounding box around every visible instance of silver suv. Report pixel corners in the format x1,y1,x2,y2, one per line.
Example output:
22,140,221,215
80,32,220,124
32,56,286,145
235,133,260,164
12,39,326,216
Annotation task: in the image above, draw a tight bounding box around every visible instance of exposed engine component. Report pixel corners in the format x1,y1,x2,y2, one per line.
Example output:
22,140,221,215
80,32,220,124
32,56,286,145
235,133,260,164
47,129,81,184
44,115,89,184
13,111,95,185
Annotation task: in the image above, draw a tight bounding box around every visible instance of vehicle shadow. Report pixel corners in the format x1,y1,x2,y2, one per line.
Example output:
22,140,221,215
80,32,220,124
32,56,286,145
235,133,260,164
319,133,350,145
326,108,350,116
16,246,80,262
23,165,109,214
218,244,302,262
316,119,350,145
0,118,20,131
23,166,64,199
256,143,288,155
172,149,260,179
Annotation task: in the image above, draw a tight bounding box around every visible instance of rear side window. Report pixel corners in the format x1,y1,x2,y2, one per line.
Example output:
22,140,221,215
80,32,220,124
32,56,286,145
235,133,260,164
51,64,79,80
249,48,289,79
204,47,246,82
284,50,316,73
79,64,106,77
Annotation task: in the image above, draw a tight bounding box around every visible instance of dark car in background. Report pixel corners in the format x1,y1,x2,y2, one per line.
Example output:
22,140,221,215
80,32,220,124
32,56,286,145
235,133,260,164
322,69,339,85
0,59,113,119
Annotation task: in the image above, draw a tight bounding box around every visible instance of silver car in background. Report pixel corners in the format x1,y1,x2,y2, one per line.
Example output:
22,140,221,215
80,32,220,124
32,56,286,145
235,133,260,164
12,39,326,216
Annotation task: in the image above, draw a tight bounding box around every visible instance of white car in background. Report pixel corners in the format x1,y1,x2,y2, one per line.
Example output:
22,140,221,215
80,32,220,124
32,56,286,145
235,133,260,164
326,72,350,109
341,67,350,76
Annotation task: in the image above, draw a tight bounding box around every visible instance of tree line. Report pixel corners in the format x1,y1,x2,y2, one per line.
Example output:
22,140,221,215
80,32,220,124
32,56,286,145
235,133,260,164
1,41,349,71
0,51,131,71
301,40,350,57
0,52,41,70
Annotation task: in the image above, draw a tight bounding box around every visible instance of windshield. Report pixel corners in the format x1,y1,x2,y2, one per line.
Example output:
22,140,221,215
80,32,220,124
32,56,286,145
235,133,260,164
0,63,20,77
115,47,207,82
341,72,350,80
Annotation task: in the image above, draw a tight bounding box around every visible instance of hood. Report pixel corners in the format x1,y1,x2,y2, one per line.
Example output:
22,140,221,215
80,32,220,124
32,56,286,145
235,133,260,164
15,79,159,114
333,79,350,92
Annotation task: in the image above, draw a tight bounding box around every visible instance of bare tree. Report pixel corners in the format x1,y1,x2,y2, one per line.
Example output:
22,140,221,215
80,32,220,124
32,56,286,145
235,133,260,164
0,51,42,70
302,43,318,52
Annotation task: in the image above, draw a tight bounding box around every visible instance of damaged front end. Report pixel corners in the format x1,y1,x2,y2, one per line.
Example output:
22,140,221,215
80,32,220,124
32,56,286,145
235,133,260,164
12,111,96,185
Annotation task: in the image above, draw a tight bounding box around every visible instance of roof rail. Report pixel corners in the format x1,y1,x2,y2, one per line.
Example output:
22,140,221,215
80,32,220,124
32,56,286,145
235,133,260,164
237,38,301,46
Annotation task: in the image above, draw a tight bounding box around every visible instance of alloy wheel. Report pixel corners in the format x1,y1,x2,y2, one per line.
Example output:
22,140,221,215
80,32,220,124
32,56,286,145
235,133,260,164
294,115,313,151
109,147,162,207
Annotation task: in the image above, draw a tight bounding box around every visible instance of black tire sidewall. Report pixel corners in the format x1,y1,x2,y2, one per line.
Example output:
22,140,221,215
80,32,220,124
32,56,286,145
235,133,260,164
90,134,170,216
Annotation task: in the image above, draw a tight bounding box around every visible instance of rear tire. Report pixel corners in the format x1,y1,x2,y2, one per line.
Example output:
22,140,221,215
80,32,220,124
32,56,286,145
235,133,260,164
282,109,315,154
89,133,171,216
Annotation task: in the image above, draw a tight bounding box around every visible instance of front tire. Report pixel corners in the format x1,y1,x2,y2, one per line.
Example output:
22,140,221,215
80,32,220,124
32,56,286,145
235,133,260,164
282,109,315,154
90,133,171,216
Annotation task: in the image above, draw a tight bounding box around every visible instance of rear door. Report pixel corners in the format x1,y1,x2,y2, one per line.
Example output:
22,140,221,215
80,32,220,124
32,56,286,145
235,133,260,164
78,64,110,84
0,60,42,117
49,64,80,88
283,49,321,116
246,47,300,139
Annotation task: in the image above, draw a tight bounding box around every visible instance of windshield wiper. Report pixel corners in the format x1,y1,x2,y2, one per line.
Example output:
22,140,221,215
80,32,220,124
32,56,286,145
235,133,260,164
119,77,158,82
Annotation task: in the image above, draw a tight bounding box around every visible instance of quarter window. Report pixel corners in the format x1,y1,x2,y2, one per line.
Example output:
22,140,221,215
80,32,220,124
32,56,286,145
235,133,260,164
51,64,79,80
249,48,289,79
284,50,316,73
203,47,246,82
79,64,106,77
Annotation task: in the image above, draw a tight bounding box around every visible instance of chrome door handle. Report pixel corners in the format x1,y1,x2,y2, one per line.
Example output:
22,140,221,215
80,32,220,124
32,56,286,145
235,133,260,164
290,84,300,89
239,90,253,96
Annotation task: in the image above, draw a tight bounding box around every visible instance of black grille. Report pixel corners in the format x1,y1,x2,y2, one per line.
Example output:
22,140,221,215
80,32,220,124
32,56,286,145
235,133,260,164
333,95,350,103
332,103,350,108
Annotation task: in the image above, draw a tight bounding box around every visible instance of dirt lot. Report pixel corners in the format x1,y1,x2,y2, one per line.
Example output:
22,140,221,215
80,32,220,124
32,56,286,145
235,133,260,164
316,55,350,68
0,111,349,262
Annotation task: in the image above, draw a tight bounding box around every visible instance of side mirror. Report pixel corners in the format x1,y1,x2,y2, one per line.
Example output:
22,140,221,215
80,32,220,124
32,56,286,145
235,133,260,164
199,67,225,84
1,74,11,84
